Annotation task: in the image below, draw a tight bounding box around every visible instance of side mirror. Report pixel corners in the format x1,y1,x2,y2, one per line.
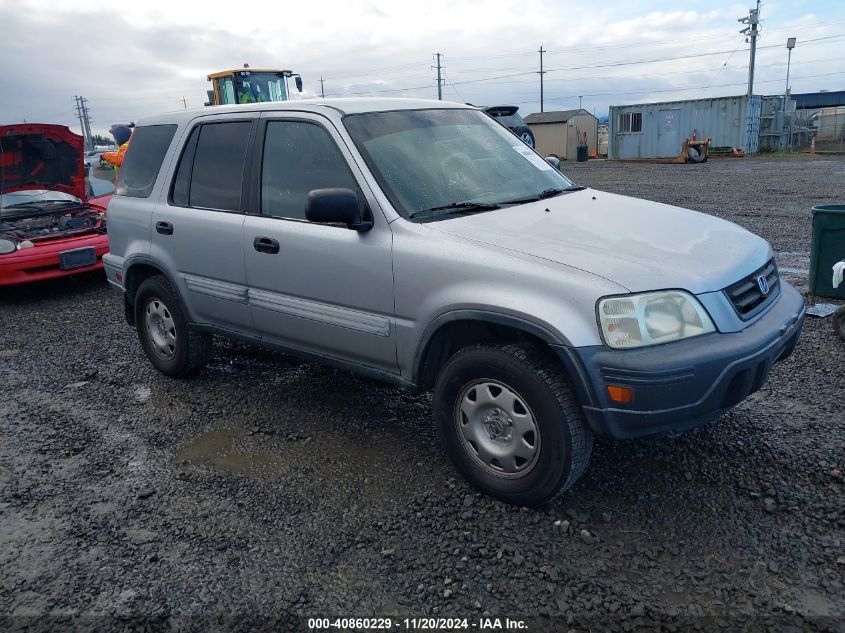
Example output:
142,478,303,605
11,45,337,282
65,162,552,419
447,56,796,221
305,188,372,231
294,75,303,93
545,155,561,170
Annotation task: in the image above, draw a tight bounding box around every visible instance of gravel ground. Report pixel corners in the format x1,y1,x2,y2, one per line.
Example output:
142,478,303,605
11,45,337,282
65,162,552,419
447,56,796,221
1,156,843,632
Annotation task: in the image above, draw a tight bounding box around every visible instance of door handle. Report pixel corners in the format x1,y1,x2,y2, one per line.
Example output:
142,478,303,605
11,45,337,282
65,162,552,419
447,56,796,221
253,236,280,254
155,221,174,235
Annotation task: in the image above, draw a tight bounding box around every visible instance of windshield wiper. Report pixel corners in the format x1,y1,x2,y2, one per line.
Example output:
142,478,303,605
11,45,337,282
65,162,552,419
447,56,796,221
496,186,586,206
409,201,502,219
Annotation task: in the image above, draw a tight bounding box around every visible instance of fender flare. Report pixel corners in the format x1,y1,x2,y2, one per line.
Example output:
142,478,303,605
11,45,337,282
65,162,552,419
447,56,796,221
411,309,570,384
123,256,194,323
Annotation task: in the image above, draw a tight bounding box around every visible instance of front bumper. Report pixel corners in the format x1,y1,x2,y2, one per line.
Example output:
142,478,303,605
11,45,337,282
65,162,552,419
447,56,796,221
555,282,805,439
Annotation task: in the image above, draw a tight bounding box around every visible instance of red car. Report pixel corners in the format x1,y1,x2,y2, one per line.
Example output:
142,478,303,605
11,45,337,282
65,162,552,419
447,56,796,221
0,124,112,286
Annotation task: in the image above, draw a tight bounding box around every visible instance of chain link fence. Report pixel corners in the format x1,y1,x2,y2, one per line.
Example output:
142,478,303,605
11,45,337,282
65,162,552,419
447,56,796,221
789,106,845,153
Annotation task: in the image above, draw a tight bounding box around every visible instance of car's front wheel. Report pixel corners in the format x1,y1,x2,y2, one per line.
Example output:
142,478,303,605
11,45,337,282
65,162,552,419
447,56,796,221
433,343,592,506
134,275,211,377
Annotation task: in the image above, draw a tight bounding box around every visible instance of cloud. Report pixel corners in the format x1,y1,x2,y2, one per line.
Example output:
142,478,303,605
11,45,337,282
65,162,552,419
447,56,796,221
0,0,842,135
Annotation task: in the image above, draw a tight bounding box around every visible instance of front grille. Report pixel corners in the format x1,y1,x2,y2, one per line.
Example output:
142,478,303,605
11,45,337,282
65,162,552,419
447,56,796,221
724,258,780,319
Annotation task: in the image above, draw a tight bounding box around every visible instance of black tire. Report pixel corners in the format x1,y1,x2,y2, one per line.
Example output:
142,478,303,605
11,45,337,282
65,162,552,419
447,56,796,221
433,343,592,506
687,146,706,163
518,128,535,148
834,306,845,342
134,275,212,377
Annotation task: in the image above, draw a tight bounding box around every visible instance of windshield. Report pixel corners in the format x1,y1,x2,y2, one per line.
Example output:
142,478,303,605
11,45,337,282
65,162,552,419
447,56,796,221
490,112,525,128
343,109,574,220
232,72,288,104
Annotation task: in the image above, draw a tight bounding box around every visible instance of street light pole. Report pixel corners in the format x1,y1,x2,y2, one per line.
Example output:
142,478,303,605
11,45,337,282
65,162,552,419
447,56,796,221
785,37,796,150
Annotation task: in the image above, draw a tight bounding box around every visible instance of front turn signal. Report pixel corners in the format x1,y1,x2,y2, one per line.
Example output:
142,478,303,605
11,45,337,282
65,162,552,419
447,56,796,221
607,385,634,404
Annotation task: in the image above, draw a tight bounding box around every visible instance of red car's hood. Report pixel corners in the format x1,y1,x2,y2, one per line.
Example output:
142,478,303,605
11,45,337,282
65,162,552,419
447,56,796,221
0,124,86,200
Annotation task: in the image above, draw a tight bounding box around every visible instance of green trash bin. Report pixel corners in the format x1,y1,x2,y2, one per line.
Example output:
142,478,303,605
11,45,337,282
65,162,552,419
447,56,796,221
576,144,588,163
808,204,845,299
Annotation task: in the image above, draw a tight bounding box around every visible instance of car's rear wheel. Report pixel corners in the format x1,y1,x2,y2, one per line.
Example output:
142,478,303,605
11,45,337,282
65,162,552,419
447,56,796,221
520,130,535,148
134,275,211,377
433,343,592,506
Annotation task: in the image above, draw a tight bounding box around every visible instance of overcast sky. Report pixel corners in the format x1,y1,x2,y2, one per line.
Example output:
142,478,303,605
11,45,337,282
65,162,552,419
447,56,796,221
1,0,843,136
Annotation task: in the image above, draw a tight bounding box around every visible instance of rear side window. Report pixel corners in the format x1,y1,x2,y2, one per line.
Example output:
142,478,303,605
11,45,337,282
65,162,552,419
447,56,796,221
170,127,200,207
184,121,252,211
115,125,177,198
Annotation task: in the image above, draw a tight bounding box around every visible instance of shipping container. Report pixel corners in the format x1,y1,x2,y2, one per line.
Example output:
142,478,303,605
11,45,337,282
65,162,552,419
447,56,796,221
608,95,787,160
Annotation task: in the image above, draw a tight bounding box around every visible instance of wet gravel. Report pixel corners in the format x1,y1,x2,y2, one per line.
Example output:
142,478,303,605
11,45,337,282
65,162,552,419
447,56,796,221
1,156,843,632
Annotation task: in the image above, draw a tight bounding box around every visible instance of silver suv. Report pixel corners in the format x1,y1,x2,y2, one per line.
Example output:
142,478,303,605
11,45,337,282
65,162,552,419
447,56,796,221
104,98,805,506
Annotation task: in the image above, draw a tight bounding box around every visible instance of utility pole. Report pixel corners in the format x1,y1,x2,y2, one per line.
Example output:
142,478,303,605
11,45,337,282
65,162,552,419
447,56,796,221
73,96,85,143
785,37,796,150
319,76,325,98
579,95,583,110
80,97,93,152
74,96,93,151
538,45,546,112
181,96,188,109
434,53,443,100
739,0,761,97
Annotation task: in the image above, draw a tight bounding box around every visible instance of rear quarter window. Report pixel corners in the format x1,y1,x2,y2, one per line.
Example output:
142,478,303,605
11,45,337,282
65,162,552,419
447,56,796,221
115,124,177,198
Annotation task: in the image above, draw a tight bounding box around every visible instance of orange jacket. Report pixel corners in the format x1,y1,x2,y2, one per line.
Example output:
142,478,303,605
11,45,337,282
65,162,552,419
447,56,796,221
102,135,131,168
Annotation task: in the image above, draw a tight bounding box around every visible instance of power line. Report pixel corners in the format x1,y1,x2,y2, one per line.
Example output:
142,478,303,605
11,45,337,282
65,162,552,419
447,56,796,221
703,42,744,91
442,17,845,63
479,55,835,99
439,34,845,90
442,69,466,103
533,70,845,106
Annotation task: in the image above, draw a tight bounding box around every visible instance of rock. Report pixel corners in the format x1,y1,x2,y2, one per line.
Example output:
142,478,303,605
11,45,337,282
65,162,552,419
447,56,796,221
831,468,842,479
463,495,474,508
381,548,395,556
134,386,152,403
128,529,158,545
825,580,843,594
67,381,89,389
630,603,645,617
579,529,596,545
767,561,780,573
443,589,452,599
136,488,155,500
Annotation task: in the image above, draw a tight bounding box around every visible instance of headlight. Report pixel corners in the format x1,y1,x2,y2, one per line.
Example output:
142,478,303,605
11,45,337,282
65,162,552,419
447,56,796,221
0,239,16,255
597,291,715,349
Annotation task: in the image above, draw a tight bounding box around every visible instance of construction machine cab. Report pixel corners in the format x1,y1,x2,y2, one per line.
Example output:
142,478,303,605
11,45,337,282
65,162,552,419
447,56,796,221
206,65,302,106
